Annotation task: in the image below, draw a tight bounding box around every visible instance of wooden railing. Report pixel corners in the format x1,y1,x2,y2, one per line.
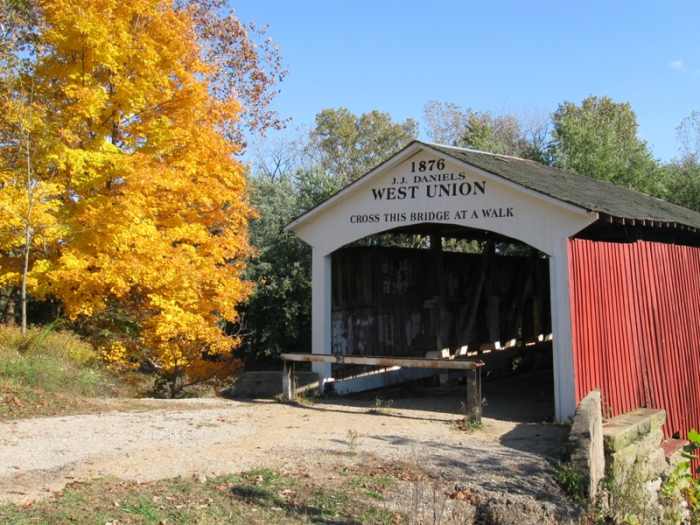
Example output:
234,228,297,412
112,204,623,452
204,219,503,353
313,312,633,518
280,353,484,423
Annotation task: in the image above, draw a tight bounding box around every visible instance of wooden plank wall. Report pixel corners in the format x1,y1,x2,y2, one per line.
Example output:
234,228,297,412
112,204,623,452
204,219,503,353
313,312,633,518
331,246,551,357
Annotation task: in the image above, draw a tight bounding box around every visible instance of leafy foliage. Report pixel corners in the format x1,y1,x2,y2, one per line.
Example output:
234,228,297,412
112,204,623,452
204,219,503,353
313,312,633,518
551,96,660,193
240,106,416,361
552,461,587,505
660,430,700,524
423,100,471,146
0,0,286,392
0,0,63,333
241,169,343,361
461,111,549,162
178,0,287,142
242,174,311,361
424,97,700,204
661,160,700,212
309,107,418,183
677,110,700,164
241,106,418,361
423,100,550,161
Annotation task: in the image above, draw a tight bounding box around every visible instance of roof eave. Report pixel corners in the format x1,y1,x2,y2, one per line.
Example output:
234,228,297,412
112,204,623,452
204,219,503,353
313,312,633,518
598,213,700,233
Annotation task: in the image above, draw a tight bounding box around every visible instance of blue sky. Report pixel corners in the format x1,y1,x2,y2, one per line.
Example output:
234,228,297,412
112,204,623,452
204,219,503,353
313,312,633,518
232,1,699,162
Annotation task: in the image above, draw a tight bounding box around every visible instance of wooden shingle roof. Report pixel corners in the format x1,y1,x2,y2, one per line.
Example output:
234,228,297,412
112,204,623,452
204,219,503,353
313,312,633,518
428,142,700,232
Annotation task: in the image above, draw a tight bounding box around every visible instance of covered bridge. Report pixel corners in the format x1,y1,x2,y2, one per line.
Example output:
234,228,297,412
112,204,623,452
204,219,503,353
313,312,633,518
286,140,700,440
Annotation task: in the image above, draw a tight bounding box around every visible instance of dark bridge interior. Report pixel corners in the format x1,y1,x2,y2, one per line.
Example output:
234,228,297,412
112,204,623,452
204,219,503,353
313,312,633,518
329,223,555,421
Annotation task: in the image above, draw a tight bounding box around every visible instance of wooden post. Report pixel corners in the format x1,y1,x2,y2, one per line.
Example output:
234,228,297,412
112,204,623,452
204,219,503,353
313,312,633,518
282,360,296,401
465,367,482,423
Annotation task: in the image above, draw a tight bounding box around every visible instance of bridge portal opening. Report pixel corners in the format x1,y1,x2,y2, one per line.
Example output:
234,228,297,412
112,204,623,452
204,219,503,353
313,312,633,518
329,222,554,422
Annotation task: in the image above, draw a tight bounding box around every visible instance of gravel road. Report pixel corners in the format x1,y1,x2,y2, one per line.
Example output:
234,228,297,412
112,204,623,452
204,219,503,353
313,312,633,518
0,396,573,517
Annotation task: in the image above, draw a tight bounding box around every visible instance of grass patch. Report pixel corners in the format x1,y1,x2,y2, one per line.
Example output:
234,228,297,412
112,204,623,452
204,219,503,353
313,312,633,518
0,325,111,394
0,324,145,420
0,467,404,524
346,473,396,501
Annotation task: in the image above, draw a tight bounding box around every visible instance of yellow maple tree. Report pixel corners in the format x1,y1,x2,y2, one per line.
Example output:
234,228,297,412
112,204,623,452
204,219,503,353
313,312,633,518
0,3,64,334
25,0,256,391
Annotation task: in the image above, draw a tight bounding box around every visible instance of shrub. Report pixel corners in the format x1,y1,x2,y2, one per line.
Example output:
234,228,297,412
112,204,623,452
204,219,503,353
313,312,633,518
660,430,700,524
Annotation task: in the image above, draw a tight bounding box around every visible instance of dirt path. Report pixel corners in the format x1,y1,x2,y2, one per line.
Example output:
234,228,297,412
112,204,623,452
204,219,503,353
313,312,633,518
0,397,573,514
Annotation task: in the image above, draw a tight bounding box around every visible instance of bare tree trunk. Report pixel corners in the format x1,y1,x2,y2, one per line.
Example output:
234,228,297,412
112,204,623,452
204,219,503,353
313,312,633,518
20,110,34,336
21,224,31,335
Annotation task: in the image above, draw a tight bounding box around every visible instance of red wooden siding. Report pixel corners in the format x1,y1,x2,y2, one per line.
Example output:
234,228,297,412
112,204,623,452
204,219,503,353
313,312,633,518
569,238,700,441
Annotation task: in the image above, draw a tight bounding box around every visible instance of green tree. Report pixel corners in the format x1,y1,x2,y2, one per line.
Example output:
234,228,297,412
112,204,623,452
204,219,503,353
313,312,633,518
422,100,549,161
309,108,418,183
550,96,659,193
242,107,414,361
461,112,531,157
660,111,700,212
241,173,309,362
241,168,342,362
660,160,700,212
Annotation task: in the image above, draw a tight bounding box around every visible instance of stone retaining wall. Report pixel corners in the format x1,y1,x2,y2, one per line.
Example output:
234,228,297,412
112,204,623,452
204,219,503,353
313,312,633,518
566,390,605,500
567,391,690,521
225,371,320,398
602,408,668,483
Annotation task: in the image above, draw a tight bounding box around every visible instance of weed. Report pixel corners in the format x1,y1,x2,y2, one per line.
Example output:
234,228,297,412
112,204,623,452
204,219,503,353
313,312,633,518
0,463,481,525
553,461,587,505
275,389,319,407
365,488,383,500
367,397,394,415
660,429,700,524
346,428,360,454
309,488,351,519
453,415,483,433
295,389,319,406
0,324,96,366
245,468,282,486
348,474,394,490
